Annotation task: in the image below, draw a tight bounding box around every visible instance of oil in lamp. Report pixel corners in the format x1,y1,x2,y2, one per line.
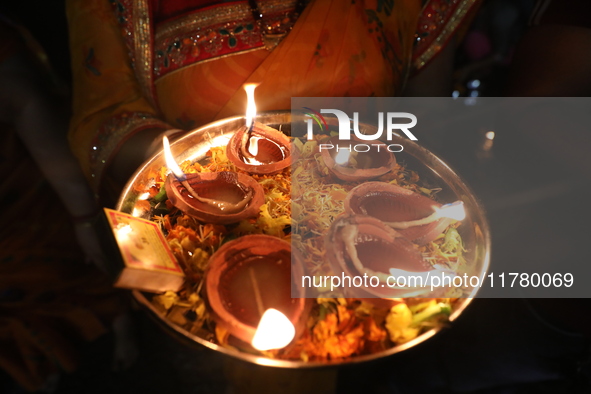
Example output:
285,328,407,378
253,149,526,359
325,214,434,298
205,234,309,347
163,136,265,224
345,182,465,244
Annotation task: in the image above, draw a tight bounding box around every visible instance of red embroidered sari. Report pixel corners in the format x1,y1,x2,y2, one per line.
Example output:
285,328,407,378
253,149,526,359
67,0,480,196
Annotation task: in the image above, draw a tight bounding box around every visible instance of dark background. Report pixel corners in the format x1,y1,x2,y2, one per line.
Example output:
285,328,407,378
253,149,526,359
2,1,591,393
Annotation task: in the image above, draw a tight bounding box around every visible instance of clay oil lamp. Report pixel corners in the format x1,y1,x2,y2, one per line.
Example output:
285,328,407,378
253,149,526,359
162,136,265,224
345,182,465,244
325,214,435,299
320,136,395,182
205,234,309,348
226,84,292,174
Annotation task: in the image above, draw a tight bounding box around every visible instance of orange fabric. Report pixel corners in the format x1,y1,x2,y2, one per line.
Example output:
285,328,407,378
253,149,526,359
67,0,479,195
67,0,171,189
161,0,422,126
152,0,218,22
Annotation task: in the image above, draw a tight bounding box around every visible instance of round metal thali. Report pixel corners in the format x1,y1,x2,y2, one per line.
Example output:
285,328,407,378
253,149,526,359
116,111,491,368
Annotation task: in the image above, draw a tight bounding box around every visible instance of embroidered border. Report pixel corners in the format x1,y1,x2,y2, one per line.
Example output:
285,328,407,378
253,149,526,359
89,112,170,191
110,0,157,107
109,0,135,63
257,0,299,19
153,1,298,79
133,0,157,107
412,0,478,71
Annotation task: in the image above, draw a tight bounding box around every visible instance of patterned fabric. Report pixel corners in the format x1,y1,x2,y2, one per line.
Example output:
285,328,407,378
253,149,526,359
152,1,301,78
67,0,480,195
89,112,170,192
413,0,481,70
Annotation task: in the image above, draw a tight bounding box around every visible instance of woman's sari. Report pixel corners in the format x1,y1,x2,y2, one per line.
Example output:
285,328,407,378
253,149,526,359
67,0,480,197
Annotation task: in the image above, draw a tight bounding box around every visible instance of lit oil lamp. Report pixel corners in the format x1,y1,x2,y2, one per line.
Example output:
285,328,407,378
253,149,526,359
163,136,265,224
345,182,465,244
251,308,296,351
226,84,292,174
320,135,395,181
205,234,309,346
325,214,433,299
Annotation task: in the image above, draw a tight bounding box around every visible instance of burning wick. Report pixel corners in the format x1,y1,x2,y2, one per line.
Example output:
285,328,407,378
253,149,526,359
386,201,466,229
248,136,259,157
481,130,495,153
241,83,259,160
334,149,361,167
163,136,192,185
334,149,350,165
251,309,296,351
244,83,257,131
162,136,252,213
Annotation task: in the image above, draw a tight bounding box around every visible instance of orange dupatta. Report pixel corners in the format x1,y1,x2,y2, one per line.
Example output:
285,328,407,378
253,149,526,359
155,0,422,127
68,0,479,194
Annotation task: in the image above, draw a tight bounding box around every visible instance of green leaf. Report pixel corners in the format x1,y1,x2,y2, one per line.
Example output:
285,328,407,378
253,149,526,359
154,185,167,202
411,302,451,326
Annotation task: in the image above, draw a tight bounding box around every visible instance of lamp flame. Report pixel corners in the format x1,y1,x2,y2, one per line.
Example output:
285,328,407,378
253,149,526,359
334,149,350,165
386,200,465,229
244,83,259,130
251,309,295,351
435,201,466,221
162,136,186,181
248,136,259,157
